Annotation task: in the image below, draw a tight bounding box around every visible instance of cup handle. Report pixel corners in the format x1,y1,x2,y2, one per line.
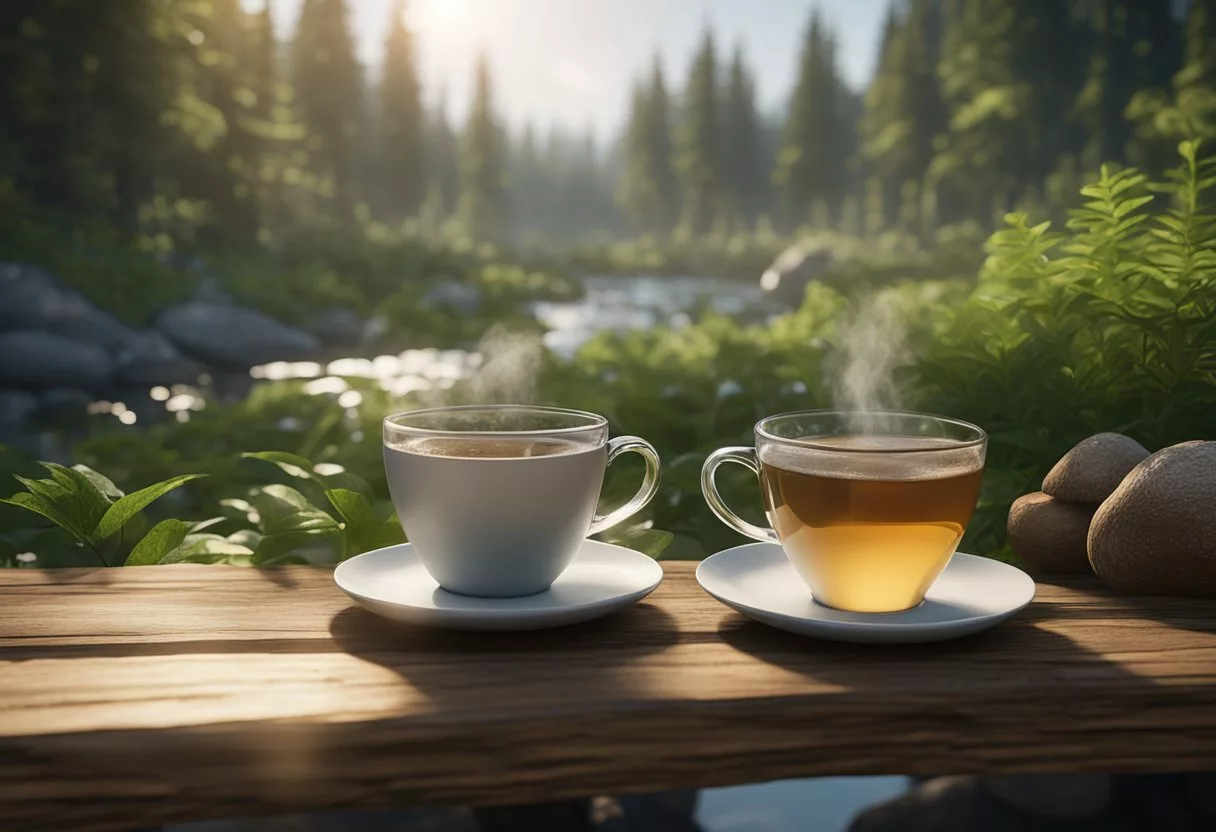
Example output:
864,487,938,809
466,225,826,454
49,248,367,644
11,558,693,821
588,436,662,535
700,446,780,544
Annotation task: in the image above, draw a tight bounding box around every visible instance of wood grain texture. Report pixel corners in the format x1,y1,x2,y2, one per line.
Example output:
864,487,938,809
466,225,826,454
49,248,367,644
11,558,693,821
2,563,1216,831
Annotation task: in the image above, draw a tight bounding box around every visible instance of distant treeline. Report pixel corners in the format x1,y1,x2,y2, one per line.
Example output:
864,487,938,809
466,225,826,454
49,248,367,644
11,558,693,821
1,0,1213,251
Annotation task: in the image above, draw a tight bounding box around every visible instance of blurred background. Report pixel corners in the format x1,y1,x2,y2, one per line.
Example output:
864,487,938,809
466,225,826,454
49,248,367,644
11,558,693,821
1,2,1214,827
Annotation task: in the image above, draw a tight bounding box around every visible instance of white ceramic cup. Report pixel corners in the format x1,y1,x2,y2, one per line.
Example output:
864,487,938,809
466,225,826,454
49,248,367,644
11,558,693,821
383,405,661,597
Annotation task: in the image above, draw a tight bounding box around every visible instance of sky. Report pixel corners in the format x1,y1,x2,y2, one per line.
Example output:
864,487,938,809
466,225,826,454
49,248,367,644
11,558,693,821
245,0,888,143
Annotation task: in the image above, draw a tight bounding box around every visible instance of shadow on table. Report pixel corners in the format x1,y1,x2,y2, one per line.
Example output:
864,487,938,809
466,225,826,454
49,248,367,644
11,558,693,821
326,596,684,731
714,605,1154,695
326,601,698,832
716,603,1216,831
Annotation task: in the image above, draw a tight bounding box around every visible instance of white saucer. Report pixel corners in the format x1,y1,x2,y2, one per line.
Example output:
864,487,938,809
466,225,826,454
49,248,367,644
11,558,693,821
334,540,663,632
697,543,1035,644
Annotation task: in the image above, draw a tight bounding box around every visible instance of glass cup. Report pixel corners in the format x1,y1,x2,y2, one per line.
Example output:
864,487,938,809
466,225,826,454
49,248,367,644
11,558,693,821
701,410,987,613
383,405,661,597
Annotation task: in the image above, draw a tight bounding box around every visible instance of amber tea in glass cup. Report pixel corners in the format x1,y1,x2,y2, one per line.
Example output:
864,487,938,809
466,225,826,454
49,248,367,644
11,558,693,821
701,410,987,613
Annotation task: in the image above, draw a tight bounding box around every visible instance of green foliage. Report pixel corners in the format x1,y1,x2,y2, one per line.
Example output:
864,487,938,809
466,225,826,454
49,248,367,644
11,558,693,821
457,54,508,243
775,10,848,227
916,141,1216,555
377,2,426,219
292,0,363,214
617,57,680,234
1,465,203,566
721,46,767,231
675,30,722,236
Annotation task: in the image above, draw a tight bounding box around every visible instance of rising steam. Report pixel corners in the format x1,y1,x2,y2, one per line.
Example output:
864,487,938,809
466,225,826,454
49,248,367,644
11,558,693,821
421,324,544,408
827,290,912,433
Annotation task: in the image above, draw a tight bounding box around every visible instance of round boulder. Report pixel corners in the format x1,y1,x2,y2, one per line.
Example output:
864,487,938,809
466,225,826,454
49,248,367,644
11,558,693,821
0,330,114,391
1007,492,1096,574
1042,432,1150,504
154,300,320,367
1088,441,1216,596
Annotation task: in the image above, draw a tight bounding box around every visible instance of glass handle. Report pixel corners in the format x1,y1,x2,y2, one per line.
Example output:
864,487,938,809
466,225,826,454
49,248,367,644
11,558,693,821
589,436,662,535
700,446,780,544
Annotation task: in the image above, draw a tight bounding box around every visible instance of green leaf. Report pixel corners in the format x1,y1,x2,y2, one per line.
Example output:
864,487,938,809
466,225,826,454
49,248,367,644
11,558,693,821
161,534,255,564
326,488,375,527
11,475,95,541
1,490,77,534
93,474,205,541
318,471,375,502
326,489,403,558
253,527,342,565
125,519,193,566
242,451,315,480
72,464,124,499
43,463,112,534
250,484,340,535
226,528,263,549
190,516,228,533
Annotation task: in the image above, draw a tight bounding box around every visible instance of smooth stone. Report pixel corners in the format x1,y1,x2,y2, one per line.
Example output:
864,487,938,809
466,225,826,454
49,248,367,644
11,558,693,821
849,777,1033,832
982,774,1112,820
759,244,834,306
0,389,38,425
0,262,138,351
154,300,320,367
37,388,95,424
308,307,365,348
114,330,202,386
0,330,114,390
420,280,483,314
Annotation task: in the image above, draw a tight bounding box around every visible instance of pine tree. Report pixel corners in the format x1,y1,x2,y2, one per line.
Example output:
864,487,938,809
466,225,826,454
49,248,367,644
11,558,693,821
181,0,265,242
933,0,1023,220
292,0,362,216
378,1,426,219
860,2,908,226
721,43,765,229
617,80,662,232
425,89,460,221
647,57,679,232
675,30,721,235
1181,0,1216,89
249,1,277,117
617,57,678,235
457,54,507,242
862,0,947,230
774,10,846,228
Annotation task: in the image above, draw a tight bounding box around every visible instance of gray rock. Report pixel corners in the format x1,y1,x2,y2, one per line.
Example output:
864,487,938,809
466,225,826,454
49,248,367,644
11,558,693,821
192,275,234,305
759,244,834,307
0,262,140,350
154,301,320,367
0,389,38,426
114,331,202,386
308,307,364,348
849,777,1041,832
983,774,1113,820
0,330,114,390
37,388,94,425
421,280,483,314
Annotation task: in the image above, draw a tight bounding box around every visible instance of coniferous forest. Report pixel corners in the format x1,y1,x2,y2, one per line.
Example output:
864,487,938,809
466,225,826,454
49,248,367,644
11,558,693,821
1,1,1215,571
3,0,1212,249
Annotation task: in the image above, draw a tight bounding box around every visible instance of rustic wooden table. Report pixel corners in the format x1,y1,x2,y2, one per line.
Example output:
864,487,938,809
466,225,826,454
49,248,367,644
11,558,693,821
2,563,1215,832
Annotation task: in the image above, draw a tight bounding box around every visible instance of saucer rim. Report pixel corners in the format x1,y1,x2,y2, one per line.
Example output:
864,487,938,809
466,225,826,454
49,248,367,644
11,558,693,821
695,542,1035,634
334,538,664,623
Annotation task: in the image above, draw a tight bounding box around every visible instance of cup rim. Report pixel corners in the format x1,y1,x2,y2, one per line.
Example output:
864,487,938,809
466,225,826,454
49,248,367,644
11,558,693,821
755,408,987,453
383,404,608,437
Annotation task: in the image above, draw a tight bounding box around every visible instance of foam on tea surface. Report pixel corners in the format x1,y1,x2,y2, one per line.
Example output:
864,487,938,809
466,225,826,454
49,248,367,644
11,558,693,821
758,434,985,613
391,436,589,460
759,434,984,483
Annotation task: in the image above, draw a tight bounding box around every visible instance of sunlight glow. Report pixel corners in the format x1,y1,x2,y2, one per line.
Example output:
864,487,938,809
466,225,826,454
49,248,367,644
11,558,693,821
412,0,479,33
